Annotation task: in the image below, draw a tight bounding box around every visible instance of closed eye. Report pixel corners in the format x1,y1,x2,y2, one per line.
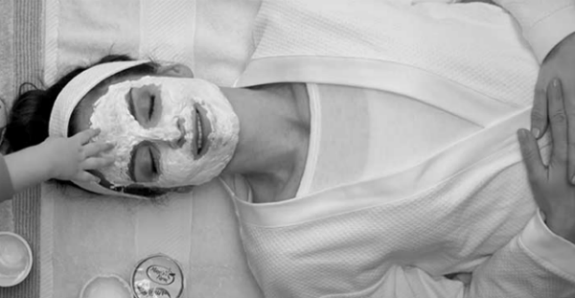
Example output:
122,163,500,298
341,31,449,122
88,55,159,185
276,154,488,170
127,88,136,119
126,85,162,128
148,95,155,120
138,93,153,122
149,146,158,174
129,142,160,183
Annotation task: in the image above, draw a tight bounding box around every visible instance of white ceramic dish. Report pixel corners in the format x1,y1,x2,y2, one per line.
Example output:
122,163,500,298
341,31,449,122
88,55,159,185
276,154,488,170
0,232,33,287
79,274,133,298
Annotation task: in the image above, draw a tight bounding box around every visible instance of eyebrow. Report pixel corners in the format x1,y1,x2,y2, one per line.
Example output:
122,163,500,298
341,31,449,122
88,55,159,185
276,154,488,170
127,88,136,119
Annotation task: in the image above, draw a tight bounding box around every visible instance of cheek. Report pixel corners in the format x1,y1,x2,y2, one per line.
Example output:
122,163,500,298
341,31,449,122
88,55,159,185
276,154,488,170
153,148,196,186
90,98,144,184
159,147,192,172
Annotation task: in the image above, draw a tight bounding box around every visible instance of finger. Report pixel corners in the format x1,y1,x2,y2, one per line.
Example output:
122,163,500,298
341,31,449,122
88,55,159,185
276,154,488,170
74,128,101,145
532,85,549,139
452,273,472,285
548,78,568,167
517,129,546,182
72,171,101,184
81,156,115,170
563,81,575,183
81,142,115,158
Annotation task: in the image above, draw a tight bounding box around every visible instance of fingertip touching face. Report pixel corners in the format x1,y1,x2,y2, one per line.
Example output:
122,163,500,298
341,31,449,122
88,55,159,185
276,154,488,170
73,65,240,189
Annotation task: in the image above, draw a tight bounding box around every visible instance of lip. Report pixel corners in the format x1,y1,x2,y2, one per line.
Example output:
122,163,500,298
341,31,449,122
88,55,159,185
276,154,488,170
191,108,199,159
194,104,212,158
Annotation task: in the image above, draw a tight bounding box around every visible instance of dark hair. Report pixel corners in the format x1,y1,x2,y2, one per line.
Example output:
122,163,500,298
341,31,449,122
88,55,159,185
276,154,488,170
4,54,176,198
5,54,157,151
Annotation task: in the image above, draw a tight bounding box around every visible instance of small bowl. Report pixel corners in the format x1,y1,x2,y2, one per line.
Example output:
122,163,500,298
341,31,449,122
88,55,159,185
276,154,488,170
0,232,33,287
79,274,133,298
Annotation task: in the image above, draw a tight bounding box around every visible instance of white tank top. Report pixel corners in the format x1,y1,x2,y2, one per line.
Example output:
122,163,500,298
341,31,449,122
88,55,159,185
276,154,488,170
298,83,481,197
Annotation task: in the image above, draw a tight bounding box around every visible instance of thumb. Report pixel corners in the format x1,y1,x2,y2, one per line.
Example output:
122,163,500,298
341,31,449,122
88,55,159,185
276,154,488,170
72,171,101,184
517,129,545,182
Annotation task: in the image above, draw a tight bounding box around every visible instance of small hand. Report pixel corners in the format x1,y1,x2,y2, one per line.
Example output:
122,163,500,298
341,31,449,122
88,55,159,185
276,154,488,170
531,32,575,183
519,78,575,244
41,128,114,183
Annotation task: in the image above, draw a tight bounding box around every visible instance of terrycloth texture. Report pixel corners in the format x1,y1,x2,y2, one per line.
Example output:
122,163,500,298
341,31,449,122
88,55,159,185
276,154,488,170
40,180,263,298
43,0,259,86
249,1,538,109
42,185,195,298
44,0,195,85
193,0,261,85
225,0,575,297
42,0,263,297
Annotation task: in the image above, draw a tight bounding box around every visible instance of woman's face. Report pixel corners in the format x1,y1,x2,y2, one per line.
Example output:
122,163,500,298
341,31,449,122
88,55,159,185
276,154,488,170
74,67,240,189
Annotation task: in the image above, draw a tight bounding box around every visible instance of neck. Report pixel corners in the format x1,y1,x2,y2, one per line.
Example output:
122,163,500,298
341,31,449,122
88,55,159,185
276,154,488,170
220,84,310,201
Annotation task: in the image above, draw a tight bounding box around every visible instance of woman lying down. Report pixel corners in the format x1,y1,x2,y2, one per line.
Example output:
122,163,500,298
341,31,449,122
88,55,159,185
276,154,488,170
5,0,575,297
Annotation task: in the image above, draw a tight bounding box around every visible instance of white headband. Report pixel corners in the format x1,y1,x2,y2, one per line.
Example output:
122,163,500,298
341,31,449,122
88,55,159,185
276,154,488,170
48,60,150,198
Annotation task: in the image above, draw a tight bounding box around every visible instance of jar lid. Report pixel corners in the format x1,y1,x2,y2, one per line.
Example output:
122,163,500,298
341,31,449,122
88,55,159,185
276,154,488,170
0,232,33,287
131,253,184,298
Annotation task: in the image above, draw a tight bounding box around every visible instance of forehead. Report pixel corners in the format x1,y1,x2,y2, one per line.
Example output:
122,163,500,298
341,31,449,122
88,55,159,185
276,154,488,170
72,73,148,134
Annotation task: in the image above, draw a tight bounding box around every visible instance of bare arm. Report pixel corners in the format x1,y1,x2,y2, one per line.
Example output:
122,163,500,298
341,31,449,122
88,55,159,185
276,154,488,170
1,129,113,203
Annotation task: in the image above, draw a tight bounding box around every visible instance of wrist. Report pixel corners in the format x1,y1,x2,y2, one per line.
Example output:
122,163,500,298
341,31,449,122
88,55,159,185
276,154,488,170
4,144,54,193
28,143,56,180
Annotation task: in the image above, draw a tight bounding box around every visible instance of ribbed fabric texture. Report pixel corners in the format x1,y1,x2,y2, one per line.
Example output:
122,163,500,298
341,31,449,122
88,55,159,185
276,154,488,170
0,0,43,297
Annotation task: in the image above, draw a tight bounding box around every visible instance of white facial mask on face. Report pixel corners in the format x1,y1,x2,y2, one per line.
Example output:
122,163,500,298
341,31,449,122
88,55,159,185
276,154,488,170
90,76,240,188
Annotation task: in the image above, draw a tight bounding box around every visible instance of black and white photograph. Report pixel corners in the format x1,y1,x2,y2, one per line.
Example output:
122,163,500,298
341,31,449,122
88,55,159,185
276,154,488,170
1,0,575,297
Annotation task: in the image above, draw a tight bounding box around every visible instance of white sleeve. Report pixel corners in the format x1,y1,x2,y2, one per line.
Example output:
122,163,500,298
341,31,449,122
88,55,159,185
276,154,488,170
378,212,575,298
492,0,575,62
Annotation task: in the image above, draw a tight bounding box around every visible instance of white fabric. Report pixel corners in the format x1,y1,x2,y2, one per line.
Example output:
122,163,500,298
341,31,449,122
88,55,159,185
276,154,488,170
42,1,264,298
40,184,195,298
493,0,575,62
39,0,575,297
43,0,258,87
223,1,575,297
300,84,481,195
247,1,537,108
294,84,321,196
44,0,196,86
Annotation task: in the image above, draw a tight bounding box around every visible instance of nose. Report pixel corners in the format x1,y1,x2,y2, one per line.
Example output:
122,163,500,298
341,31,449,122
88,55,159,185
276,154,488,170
171,118,186,148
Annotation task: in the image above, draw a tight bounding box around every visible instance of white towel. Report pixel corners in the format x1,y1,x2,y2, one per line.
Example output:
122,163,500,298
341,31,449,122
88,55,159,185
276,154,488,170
42,0,263,297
